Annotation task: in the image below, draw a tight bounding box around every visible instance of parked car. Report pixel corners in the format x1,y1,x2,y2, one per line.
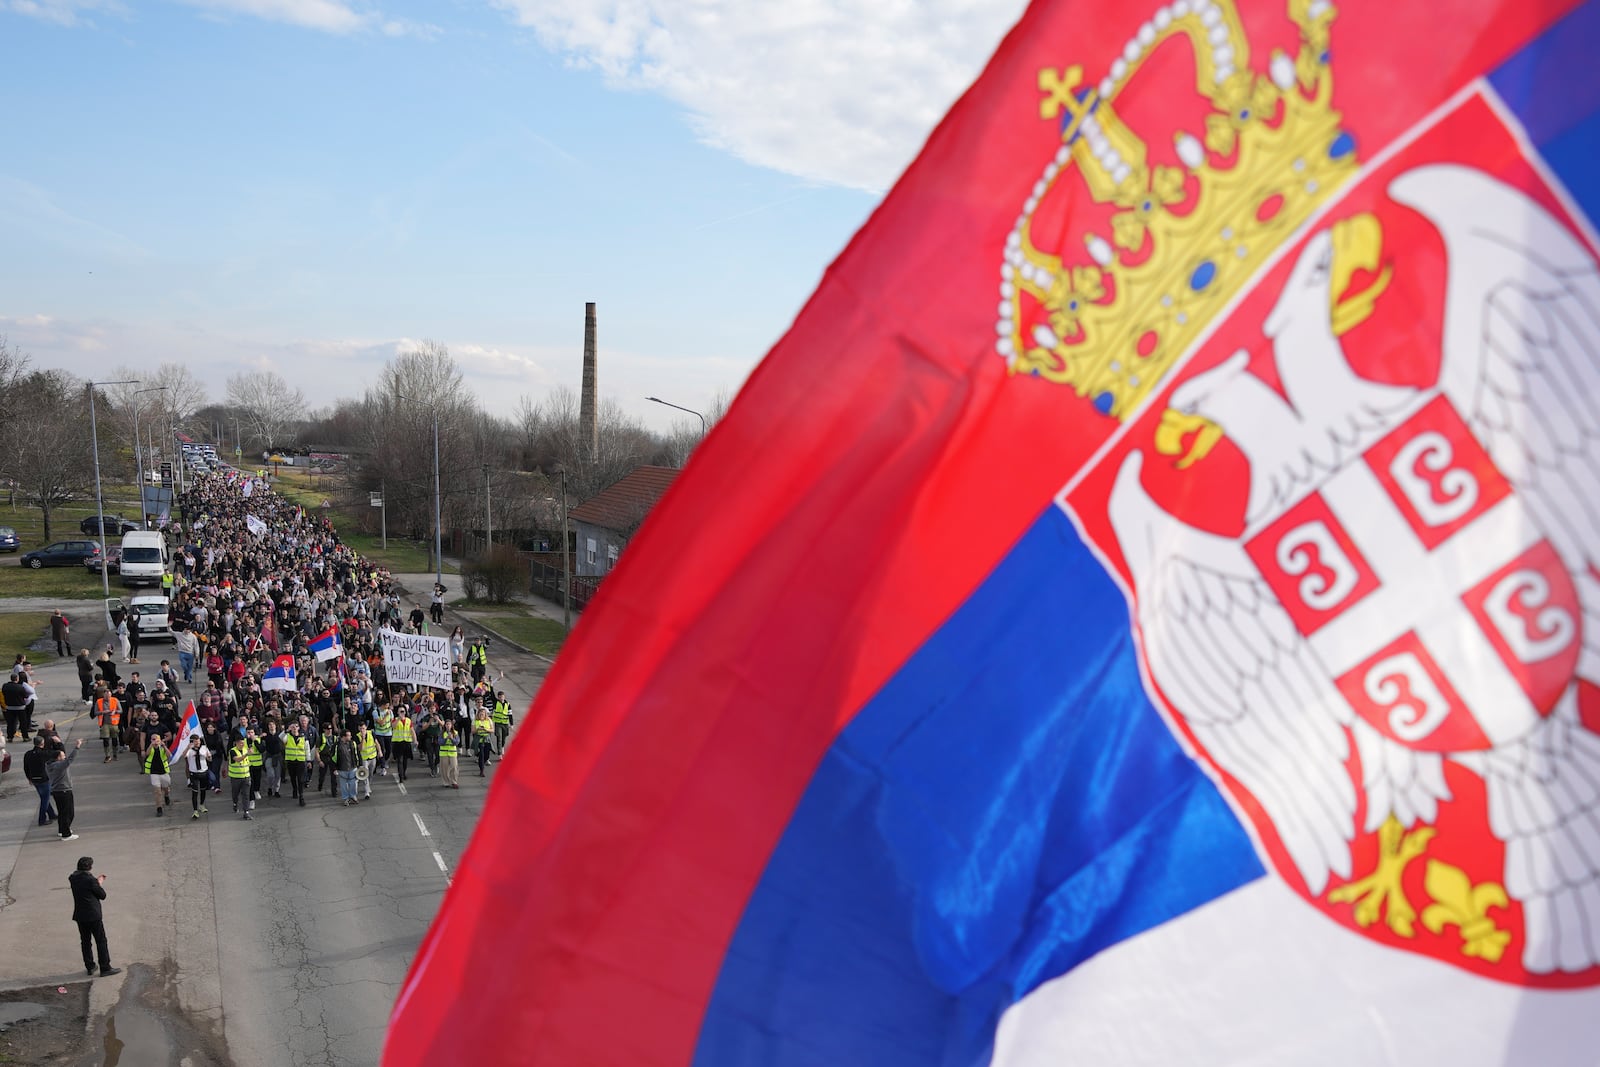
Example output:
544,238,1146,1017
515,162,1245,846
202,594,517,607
22,540,101,568
80,515,141,536
128,593,173,639
83,545,122,574
0,526,18,552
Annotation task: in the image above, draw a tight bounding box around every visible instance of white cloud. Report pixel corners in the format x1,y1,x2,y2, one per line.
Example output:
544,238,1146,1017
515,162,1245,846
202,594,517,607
3,0,123,27
176,0,368,33
492,0,1027,191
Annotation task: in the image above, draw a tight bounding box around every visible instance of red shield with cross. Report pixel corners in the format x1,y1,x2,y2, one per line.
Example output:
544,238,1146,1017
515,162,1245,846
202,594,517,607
1244,394,1582,754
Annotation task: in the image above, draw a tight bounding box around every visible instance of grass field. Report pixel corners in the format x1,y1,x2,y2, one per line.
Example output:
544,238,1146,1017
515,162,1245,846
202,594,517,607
0,493,146,552
0,612,54,658
470,614,567,657
273,468,457,574
0,565,113,600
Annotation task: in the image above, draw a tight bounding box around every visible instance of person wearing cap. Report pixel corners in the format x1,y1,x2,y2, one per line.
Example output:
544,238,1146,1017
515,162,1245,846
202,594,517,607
70,857,121,978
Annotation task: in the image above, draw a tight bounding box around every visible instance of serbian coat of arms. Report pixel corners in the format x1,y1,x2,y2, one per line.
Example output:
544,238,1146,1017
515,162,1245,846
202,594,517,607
998,0,1600,984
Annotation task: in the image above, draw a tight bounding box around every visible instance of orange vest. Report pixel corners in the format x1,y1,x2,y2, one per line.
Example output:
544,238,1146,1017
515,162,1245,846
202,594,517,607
96,697,122,726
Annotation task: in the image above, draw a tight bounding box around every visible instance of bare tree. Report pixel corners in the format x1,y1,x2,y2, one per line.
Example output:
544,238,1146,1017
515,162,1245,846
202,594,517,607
227,370,307,452
517,386,659,500
9,371,95,541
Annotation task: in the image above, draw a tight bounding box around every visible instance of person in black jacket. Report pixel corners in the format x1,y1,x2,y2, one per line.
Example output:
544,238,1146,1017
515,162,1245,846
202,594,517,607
69,856,121,978
23,736,56,826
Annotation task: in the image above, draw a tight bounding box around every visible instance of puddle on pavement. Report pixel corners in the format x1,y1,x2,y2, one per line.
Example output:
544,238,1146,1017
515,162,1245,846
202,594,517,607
82,959,231,1067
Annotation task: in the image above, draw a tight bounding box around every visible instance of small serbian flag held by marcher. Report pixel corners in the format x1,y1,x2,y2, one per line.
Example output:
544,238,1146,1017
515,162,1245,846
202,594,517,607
387,0,1600,1064
309,627,342,663
261,655,296,693
166,702,202,760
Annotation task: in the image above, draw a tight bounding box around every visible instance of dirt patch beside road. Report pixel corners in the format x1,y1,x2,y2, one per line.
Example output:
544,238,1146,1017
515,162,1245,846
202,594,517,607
0,981,90,1066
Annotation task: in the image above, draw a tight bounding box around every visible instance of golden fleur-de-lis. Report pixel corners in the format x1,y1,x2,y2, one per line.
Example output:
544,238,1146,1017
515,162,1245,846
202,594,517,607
1420,860,1512,963
1045,266,1106,338
1110,165,1186,250
1205,73,1278,156
1327,815,1435,937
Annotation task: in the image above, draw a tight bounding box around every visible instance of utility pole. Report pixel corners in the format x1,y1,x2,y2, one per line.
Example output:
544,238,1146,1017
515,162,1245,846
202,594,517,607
483,464,492,551
88,378,139,598
560,467,571,631
380,481,387,550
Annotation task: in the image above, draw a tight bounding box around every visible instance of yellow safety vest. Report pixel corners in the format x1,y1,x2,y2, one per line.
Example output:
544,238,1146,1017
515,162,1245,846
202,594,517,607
438,736,457,758
144,745,170,774
392,717,414,743
473,716,493,742
248,740,263,767
283,735,307,761
359,732,378,761
228,745,250,779
467,645,486,667
491,701,511,725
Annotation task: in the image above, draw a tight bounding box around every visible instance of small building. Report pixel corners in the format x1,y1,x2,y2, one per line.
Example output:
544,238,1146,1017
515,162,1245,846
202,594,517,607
568,466,678,577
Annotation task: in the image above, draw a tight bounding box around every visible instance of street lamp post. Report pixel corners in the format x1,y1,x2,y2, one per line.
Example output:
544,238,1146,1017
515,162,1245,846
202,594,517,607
397,395,443,588
645,396,707,435
88,378,139,597
131,386,166,524
483,464,492,551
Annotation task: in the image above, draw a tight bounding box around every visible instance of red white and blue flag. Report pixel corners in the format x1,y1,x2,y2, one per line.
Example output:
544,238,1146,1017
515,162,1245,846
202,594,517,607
309,626,342,663
262,654,296,693
166,702,202,760
389,0,1600,1063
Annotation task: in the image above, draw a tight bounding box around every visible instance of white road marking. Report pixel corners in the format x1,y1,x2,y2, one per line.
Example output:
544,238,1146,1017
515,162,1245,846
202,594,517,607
432,851,450,883
396,782,407,796
413,813,430,837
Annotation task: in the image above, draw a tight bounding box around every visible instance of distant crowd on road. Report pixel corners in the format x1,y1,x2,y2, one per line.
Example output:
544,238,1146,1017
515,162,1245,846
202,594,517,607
8,462,518,841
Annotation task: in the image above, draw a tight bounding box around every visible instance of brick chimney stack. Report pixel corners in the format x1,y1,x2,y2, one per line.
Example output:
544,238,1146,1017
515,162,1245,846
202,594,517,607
580,301,598,465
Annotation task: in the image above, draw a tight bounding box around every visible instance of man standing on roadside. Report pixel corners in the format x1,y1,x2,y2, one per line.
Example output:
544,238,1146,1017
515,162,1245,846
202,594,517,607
2,670,34,743
48,739,86,841
50,610,71,658
69,857,121,978
24,736,56,826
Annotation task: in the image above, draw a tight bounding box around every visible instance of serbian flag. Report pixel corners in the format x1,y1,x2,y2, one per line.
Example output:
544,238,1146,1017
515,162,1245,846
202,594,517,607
166,702,202,761
262,654,296,693
388,1,1600,1065
309,626,343,663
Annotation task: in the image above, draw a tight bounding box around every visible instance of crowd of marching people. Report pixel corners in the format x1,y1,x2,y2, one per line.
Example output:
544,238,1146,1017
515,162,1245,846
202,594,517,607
16,462,518,839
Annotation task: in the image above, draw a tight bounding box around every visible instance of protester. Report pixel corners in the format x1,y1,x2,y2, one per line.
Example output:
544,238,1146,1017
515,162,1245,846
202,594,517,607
184,734,211,819
48,739,86,841
24,736,56,826
143,733,173,816
69,857,121,978
2,670,34,743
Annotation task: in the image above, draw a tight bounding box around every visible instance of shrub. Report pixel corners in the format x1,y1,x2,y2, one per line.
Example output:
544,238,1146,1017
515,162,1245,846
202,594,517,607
461,545,525,605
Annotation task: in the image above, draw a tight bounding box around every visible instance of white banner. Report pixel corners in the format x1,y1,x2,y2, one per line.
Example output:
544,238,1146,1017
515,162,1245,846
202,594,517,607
380,628,452,690
246,514,268,538
242,478,254,498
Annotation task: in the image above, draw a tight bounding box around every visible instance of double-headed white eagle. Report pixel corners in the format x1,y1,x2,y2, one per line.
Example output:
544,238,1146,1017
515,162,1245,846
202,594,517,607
1106,164,1600,973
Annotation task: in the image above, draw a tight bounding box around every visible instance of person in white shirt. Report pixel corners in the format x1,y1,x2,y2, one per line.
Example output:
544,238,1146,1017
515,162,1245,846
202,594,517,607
184,734,210,819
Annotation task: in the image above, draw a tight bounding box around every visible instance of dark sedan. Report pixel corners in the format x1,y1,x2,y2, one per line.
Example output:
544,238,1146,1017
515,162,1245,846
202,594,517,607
79,515,141,536
83,545,122,574
22,540,101,568
0,526,17,552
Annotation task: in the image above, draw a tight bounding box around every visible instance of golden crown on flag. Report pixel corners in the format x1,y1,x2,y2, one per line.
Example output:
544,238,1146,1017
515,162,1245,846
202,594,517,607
997,0,1359,420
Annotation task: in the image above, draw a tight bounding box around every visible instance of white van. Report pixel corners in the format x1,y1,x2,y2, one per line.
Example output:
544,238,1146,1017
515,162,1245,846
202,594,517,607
119,530,168,587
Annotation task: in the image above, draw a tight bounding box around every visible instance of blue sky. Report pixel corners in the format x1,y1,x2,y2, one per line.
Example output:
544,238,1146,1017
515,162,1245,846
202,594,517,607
0,0,1023,432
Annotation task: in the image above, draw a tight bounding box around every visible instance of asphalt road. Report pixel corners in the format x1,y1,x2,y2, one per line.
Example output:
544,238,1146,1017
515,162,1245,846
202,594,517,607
0,595,550,1067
